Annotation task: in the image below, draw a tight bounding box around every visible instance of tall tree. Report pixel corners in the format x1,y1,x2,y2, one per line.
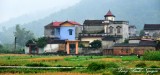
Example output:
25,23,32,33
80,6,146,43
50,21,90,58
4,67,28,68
14,25,34,47
139,30,145,37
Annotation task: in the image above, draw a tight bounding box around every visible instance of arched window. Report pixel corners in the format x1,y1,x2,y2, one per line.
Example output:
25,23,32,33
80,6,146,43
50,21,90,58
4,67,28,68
116,26,121,33
109,26,113,34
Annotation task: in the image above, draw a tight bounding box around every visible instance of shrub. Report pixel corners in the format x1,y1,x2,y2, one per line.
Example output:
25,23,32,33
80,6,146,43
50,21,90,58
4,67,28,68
106,62,119,68
150,65,159,68
87,62,105,71
135,62,146,68
25,63,49,67
143,51,160,61
89,40,102,48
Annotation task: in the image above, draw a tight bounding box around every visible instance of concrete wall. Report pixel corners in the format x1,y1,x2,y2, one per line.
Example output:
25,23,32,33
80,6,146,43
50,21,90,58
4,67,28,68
107,24,129,41
25,44,64,54
81,37,102,43
83,26,104,33
129,40,140,43
113,46,155,55
60,26,75,40
25,47,29,54
44,28,55,37
43,44,59,53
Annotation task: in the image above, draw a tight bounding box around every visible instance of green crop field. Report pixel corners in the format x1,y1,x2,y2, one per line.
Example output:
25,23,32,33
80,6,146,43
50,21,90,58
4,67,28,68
0,54,159,75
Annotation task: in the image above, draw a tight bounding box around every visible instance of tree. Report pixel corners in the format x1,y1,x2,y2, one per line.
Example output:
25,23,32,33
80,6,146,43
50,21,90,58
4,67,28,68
36,37,48,48
124,39,129,44
14,25,34,47
89,40,102,48
139,30,145,37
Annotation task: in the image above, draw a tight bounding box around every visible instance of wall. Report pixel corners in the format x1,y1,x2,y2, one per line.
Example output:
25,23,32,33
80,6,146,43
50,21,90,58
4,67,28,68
113,46,155,55
129,40,140,43
81,37,102,43
107,24,129,41
83,26,104,33
44,28,55,37
60,26,75,40
102,41,115,49
25,47,29,54
43,44,59,52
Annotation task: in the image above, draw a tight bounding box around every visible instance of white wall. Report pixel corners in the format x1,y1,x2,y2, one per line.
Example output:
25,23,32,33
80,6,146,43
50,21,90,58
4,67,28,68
25,47,29,54
81,37,102,43
25,44,60,54
44,44,59,53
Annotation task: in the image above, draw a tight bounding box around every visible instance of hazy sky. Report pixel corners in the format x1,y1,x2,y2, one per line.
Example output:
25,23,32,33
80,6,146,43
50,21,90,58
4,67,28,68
0,0,81,23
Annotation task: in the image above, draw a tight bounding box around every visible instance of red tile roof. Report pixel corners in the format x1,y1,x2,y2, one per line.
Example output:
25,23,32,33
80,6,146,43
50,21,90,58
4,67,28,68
66,21,81,25
53,22,62,27
46,21,80,28
105,10,115,17
52,21,80,27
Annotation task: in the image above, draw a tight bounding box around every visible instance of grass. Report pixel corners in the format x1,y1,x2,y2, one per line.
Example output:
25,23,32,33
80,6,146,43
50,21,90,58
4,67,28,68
0,72,100,75
0,54,159,75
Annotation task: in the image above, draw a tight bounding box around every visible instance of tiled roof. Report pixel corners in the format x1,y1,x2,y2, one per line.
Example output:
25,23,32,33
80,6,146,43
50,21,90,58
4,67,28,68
83,20,104,26
45,21,80,28
129,25,136,28
104,10,115,17
102,35,122,41
53,22,63,27
144,24,160,30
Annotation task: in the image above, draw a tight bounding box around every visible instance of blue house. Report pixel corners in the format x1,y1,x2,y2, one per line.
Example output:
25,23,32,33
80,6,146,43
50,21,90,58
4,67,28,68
44,21,81,54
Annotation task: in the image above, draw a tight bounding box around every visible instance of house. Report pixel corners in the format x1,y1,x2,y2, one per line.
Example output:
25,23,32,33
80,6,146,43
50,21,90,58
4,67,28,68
26,21,82,54
129,25,137,36
80,10,130,50
113,40,156,55
45,21,82,54
144,24,160,39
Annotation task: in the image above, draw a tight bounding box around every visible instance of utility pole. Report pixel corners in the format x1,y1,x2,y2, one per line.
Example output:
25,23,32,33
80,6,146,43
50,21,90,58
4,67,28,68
14,37,17,53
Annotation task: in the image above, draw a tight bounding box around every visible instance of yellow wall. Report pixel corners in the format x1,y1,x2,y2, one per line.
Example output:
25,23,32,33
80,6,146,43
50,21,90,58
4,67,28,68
61,23,73,26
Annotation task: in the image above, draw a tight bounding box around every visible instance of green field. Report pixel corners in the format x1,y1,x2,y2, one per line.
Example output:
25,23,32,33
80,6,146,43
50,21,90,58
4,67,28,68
0,54,159,75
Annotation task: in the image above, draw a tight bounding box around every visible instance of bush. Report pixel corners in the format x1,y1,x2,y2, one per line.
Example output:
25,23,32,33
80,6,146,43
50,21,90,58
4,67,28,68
106,62,119,68
25,63,49,67
87,62,105,71
135,62,146,68
89,40,102,48
143,51,160,61
150,65,159,68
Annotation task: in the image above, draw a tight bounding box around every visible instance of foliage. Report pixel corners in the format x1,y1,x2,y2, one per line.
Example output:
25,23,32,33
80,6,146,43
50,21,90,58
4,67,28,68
150,65,159,68
36,37,48,48
25,63,50,67
14,25,34,47
79,43,85,48
89,40,102,48
25,40,36,47
87,62,105,71
106,62,119,68
124,39,129,44
143,51,160,61
139,30,145,37
135,62,146,68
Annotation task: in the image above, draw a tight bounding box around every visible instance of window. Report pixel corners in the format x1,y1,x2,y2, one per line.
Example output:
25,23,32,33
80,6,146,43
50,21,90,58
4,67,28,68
51,29,54,35
109,26,113,33
68,29,73,35
116,26,121,33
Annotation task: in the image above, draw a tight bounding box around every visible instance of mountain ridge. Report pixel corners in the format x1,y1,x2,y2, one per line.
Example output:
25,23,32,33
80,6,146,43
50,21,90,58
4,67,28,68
0,0,160,44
